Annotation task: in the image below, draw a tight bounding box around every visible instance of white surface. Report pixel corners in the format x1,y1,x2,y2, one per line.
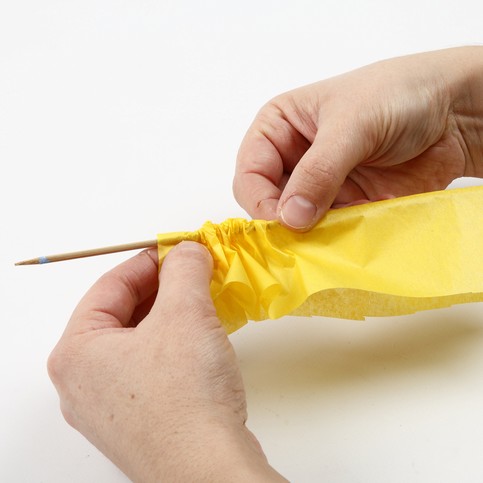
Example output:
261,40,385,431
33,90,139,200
1,1,482,481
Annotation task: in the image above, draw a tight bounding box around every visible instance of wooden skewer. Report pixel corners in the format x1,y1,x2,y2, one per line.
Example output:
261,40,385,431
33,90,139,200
15,239,158,265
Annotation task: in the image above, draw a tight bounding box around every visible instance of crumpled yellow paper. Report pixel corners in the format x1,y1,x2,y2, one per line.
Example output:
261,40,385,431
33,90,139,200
157,186,483,333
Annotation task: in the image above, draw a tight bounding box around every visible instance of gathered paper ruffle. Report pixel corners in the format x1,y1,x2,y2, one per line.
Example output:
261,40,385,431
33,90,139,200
157,186,483,334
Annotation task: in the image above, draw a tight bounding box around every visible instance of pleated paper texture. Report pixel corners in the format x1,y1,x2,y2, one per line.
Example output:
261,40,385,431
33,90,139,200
157,186,483,333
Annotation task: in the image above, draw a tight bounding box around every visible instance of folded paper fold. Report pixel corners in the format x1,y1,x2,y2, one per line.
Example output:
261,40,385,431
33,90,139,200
157,186,483,333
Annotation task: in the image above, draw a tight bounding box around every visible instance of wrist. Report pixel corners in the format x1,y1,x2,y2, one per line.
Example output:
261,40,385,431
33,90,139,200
122,410,287,482
188,421,287,483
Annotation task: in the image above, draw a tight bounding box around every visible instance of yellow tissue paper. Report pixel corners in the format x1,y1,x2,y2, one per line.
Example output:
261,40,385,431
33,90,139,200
157,186,483,333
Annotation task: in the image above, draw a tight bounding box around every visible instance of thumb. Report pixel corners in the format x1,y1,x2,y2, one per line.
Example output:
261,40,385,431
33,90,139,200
278,123,366,230
149,241,217,326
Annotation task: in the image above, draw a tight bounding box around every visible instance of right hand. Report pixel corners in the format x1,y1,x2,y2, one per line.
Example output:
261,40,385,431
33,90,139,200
233,46,483,230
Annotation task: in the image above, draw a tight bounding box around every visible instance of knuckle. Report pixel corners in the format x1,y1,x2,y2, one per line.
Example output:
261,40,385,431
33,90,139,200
59,401,78,430
160,291,217,328
299,158,340,189
176,293,216,319
47,343,74,387
47,344,84,431
46,347,64,386
232,176,243,204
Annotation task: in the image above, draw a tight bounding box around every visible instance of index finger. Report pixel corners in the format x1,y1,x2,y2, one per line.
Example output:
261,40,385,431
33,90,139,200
64,249,159,336
233,100,312,220
233,129,283,220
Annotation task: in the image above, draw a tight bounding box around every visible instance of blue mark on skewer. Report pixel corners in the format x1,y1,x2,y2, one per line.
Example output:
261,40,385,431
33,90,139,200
39,256,50,264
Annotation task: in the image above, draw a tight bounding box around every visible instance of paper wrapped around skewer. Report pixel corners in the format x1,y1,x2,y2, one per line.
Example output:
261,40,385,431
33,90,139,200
157,186,483,333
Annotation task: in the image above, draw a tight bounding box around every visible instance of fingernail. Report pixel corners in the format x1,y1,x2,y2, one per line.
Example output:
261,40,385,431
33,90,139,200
280,195,317,229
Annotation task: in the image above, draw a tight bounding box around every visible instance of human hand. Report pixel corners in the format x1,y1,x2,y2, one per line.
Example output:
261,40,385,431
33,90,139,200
48,243,286,482
234,46,483,230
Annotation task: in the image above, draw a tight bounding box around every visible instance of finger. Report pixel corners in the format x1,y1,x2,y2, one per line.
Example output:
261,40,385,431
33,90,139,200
65,249,159,335
233,103,312,220
278,121,368,230
233,127,283,220
147,241,218,330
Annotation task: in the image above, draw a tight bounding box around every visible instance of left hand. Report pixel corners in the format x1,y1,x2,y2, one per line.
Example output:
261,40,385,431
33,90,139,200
48,243,285,482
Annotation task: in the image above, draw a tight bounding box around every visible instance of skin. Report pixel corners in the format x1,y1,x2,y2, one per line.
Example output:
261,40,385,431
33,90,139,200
49,47,483,479
48,243,287,482
233,46,483,230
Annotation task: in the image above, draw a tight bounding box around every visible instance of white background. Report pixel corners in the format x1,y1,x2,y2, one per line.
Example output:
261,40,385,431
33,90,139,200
1,1,482,481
